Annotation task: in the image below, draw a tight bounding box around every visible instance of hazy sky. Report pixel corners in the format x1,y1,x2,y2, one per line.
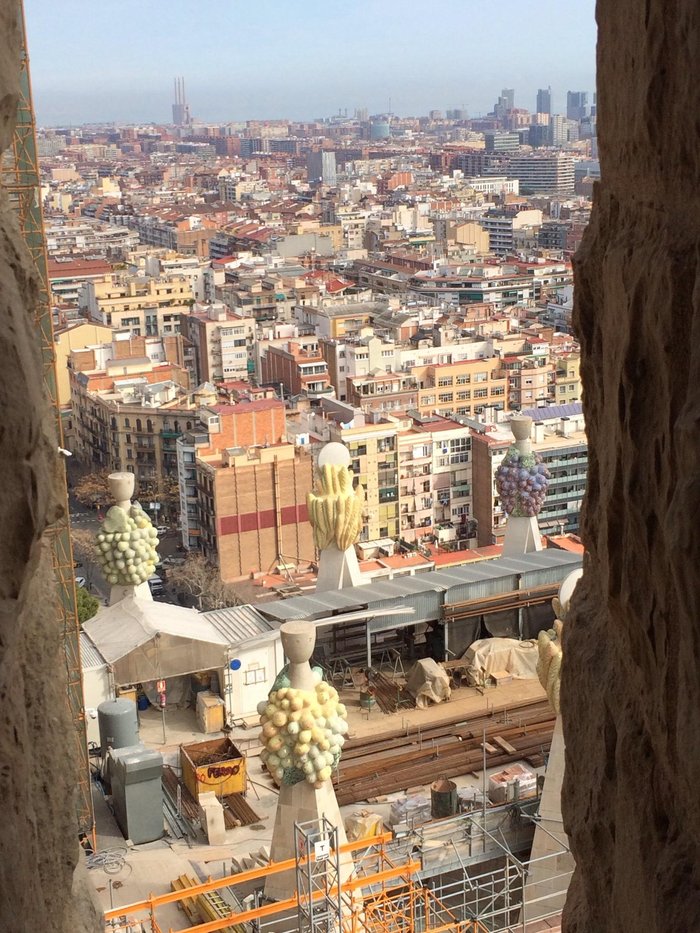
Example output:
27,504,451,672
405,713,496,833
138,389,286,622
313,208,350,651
26,0,597,126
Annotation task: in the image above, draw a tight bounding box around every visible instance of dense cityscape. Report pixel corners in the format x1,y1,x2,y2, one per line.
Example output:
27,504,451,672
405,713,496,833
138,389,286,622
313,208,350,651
47,81,594,597
4,1,695,932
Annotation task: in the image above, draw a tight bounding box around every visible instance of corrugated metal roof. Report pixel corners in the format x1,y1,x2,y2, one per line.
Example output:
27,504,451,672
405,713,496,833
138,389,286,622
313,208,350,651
80,632,107,671
259,550,582,623
203,604,278,646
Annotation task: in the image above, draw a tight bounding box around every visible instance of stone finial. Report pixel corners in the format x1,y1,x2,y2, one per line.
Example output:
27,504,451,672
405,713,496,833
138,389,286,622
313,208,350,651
108,471,135,510
280,621,317,691
510,414,533,442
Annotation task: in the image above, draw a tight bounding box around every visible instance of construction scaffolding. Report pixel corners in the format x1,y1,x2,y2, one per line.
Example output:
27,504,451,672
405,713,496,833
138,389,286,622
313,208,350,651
102,809,571,933
1,3,93,840
294,818,343,933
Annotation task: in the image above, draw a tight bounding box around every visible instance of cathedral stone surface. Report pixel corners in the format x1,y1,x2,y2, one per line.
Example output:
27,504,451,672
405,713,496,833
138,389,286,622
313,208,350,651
563,2,700,930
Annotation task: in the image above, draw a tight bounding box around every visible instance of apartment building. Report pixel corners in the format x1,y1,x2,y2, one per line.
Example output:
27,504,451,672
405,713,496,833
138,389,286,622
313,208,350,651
260,340,335,403
81,273,194,336
53,319,113,407
505,153,575,195
179,302,255,384
184,401,314,579
502,355,556,409
331,417,400,542
554,353,582,403
398,415,474,548
417,357,508,420
70,367,197,494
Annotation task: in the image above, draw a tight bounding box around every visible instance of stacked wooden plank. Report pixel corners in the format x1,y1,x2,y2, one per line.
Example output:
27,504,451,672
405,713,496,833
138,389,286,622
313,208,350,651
171,874,246,933
334,698,555,806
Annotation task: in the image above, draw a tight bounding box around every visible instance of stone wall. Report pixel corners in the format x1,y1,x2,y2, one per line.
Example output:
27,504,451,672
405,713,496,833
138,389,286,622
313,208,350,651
0,5,98,930
562,1,700,930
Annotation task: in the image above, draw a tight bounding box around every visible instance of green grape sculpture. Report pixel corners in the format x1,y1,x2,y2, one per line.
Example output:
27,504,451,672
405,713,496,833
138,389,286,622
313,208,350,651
95,503,159,586
258,666,349,788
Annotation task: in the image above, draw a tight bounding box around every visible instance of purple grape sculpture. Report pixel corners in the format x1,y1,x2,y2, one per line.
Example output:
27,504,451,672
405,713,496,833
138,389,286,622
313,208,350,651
495,446,551,518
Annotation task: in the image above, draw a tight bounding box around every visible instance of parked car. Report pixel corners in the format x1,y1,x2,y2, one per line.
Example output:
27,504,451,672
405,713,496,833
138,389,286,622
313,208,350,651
155,525,169,537
148,574,164,596
75,576,87,589
162,556,186,567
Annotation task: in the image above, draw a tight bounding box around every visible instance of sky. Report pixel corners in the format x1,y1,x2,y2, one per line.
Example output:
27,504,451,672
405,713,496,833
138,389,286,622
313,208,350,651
26,0,597,127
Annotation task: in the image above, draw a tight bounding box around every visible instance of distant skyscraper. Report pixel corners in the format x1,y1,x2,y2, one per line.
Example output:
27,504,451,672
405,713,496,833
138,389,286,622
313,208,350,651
536,87,552,115
172,76,191,126
501,88,515,111
566,91,589,121
307,150,337,186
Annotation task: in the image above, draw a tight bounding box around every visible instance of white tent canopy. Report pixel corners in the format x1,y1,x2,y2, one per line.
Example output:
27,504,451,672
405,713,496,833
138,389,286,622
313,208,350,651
83,595,229,685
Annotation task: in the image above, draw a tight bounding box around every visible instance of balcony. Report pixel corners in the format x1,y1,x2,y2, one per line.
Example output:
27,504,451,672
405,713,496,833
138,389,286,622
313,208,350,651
305,385,334,399
378,487,398,504
451,484,471,499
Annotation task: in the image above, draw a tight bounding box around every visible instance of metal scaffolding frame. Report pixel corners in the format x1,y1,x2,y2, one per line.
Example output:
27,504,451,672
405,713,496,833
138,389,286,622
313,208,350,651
294,818,343,933
101,809,572,933
1,3,94,840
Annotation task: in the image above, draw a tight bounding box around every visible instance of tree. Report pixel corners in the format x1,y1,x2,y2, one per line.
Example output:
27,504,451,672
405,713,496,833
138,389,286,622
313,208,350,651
72,470,113,511
70,528,101,587
137,475,180,524
76,586,100,625
167,554,240,611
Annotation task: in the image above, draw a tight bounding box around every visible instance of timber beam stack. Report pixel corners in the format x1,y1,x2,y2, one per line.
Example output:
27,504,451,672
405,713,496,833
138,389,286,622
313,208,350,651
334,698,555,806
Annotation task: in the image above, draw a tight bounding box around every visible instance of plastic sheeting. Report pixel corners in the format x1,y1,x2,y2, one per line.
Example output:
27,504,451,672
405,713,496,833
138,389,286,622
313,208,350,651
462,637,539,684
405,658,452,708
83,594,228,685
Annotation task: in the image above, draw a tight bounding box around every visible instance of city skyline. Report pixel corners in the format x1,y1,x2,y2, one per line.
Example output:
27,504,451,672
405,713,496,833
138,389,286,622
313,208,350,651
27,0,596,126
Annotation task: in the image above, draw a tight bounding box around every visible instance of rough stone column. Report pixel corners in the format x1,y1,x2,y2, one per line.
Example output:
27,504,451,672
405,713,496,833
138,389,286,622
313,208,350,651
0,6,99,931
562,2,700,931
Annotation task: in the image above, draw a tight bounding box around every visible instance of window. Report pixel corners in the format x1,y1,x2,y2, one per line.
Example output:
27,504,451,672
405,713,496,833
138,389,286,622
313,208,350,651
124,417,131,428
457,390,471,400
438,392,453,403
437,376,453,387
136,418,143,431
474,372,488,383
125,434,131,444
244,666,266,685
474,388,489,399
456,374,471,385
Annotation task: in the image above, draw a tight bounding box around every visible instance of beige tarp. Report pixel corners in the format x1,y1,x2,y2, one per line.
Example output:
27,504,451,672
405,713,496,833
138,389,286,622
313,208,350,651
406,658,451,708
462,637,539,684
83,594,228,685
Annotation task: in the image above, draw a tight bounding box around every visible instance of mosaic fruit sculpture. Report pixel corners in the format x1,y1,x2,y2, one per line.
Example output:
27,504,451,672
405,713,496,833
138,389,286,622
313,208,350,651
95,503,159,586
258,667,349,788
307,462,364,551
495,446,551,517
